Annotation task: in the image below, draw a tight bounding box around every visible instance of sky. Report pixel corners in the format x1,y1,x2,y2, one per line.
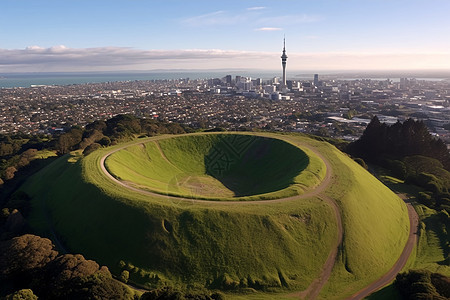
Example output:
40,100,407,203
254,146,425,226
1,0,450,72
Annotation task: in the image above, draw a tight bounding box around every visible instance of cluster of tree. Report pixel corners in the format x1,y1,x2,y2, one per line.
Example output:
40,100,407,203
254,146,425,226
0,115,193,184
347,117,450,211
55,115,192,155
0,233,228,299
395,269,450,299
347,117,450,170
0,234,136,299
140,287,225,300
0,134,54,185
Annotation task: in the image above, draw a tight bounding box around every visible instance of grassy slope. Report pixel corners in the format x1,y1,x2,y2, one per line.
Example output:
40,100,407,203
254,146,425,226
368,204,450,300
352,170,450,300
22,134,336,291
413,205,449,274
298,139,410,299
21,132,409,298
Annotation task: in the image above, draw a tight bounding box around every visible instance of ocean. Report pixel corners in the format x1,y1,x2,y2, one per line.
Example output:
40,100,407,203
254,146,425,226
1,71,449,88
0,71,279,88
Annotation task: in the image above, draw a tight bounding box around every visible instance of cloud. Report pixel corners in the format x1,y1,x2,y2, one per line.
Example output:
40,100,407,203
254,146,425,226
255,27,282,31
181,10,249,26
0,46,449,72
247,6,266,11
0,46,274,72
258,14,323,26
181,8,320,28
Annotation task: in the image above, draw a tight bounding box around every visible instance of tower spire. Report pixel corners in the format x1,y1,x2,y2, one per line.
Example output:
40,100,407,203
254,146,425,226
281,36,288,88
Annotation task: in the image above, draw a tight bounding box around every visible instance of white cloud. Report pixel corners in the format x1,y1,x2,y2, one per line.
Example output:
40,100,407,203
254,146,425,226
255,27,282,31
247,6,266,11
0,46,449,72
258,14,323,26
181,10,249,26
180,8,320,28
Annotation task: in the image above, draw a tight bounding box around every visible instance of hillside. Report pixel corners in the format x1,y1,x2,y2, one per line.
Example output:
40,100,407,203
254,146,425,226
19,132,410,298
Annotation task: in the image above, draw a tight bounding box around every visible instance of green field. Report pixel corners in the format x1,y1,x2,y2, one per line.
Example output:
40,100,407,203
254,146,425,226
19,132,410,298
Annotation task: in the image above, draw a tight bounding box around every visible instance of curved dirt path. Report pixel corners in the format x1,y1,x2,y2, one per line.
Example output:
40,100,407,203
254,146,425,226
99,139,335,205
347,202,419,300
291,194,343,300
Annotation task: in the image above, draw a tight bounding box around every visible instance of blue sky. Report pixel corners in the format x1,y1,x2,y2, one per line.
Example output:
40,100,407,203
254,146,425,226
1,0,449,72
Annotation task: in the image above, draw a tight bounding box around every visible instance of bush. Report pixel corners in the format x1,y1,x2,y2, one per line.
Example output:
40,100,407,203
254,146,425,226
140,287,225,300
120,270,129,283
4,289,38,300
387,159,407,179
418,192,434,207
395,270,449,299
353,158,368,170
98,136,111,147
83,143,102,156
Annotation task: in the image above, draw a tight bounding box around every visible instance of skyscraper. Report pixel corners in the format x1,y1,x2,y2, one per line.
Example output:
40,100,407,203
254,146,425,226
314,74,319,86
281,37,288,88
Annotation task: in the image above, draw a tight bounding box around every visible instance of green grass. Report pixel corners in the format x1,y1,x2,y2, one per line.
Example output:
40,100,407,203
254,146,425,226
303,140,410,299
105,134,316,200
19,132,410,298
345,165,450,300
413,205,449,275
34,149,58,159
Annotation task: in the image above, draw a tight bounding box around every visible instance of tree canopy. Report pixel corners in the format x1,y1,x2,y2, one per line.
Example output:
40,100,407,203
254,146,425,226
347,116,450,170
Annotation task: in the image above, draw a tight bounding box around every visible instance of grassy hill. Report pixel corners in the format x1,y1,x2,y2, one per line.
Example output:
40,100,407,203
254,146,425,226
19,132,410,298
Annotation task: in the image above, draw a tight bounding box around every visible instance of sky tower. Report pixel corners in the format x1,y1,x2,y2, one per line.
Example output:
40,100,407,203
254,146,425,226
281,37,288,87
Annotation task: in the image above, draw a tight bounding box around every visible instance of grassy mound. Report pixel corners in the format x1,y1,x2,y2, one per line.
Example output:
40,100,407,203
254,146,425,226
105,134,310,199
19,132,410,297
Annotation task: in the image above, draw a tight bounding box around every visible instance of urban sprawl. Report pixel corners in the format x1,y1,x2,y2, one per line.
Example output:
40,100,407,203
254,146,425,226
0,74,449,147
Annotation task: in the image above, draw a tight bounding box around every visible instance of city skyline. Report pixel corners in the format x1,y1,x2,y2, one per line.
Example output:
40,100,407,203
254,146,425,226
1,0,450,72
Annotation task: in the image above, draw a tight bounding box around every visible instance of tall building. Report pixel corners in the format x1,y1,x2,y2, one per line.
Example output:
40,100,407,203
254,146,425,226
281,37,288,87
314,74,319,86
224,75,232,85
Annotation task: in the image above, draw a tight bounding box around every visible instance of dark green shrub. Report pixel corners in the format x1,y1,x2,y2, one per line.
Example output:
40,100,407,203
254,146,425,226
353,158,368,170
83,143,101,156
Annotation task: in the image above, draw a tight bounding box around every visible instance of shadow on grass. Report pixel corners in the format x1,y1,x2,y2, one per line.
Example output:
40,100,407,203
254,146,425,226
204,135,309,196
366,283,400,300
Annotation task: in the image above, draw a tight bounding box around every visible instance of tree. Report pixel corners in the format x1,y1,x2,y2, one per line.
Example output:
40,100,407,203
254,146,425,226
17,149,37,168
347,117,450,171
120,270,129,283
4,289,38,300
353,158,368,170
83,143,101,156
35,254,134,299
4,166,17,180
56,128,83,154
0,235,58,286
395,270,450,299
98,136,111,147
140,286,224,300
